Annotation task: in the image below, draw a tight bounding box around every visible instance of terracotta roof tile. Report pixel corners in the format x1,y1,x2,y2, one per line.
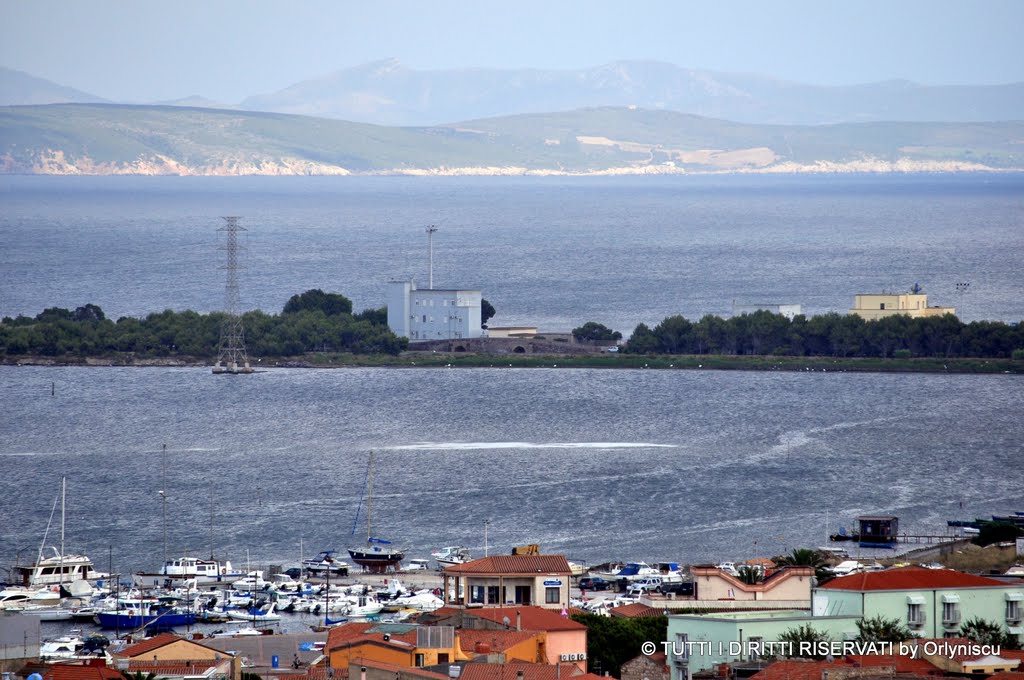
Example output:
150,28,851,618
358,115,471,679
819,566,1007,591
458,662,583,680
468,606,586,632
43,664,124,680
116,632,185,658
846,655,941,675
988,673,1024,680
349,658,449,680
458,629,539,653
444,555,571,575
609,603,662,618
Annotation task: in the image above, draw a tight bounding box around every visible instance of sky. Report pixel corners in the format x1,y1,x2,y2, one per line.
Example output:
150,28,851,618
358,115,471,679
2,0,1023,104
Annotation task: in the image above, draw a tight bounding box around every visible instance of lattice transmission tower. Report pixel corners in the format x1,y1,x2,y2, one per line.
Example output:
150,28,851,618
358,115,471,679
212,216,253,374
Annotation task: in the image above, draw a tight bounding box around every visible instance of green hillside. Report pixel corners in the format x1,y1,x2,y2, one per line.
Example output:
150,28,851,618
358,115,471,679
1,103,1021,174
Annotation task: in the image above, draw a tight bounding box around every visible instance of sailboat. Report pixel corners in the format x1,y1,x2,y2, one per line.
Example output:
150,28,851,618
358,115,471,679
17,477,109,588
347,451,405,573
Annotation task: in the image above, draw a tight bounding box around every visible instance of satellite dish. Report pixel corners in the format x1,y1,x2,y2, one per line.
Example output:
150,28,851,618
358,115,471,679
502,616,511,628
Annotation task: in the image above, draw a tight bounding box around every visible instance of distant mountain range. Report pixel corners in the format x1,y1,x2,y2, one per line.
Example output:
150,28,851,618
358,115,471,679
2,103,1021,176
2,60,1023,127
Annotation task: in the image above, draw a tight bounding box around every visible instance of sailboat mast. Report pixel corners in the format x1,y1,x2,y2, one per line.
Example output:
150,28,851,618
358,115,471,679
366,451,373,541
59,476,66,586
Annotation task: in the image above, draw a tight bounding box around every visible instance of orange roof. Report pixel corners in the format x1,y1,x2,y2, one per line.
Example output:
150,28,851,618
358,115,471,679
327,622,418,650
988,674,1024,680
458,662,583,680
847,655,940,675
459,629,539,653
43,665,124,680
116,632,186,657
819,566,1008,591
609,603,662,618
468,606,586,632
445,555,571,575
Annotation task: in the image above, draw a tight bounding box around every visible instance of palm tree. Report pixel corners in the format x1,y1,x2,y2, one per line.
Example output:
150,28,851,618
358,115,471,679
774,548,831,582
736,565,765,585
121,672,157,680
960,617,1021,650
855,615,913,643
777,624,831,659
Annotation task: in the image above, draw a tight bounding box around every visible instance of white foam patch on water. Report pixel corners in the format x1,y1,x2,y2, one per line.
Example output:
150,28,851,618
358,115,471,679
385,442,677,451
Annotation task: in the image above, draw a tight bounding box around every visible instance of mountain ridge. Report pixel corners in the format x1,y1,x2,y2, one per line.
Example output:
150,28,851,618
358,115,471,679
2,103,1021,176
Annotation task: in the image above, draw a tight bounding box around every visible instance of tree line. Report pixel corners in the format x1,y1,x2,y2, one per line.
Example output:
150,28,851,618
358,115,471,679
0,290,407,358
621,311,1024,358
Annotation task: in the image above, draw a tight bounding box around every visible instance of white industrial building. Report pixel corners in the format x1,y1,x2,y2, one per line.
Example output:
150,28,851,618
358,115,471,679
387,280,483,341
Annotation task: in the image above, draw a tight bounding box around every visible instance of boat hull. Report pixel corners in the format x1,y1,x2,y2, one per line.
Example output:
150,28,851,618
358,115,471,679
94,610,196,629
348,548,405,573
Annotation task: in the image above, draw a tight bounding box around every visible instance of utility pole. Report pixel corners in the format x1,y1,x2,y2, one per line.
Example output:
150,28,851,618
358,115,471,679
426,225,438,289
956,281,970,321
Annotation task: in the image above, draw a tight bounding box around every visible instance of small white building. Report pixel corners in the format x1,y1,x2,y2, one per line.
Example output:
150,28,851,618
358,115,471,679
732,302,803,320
387,280,483,341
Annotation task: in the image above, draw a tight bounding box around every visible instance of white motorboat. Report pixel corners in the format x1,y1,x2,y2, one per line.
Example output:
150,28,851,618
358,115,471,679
431,546,472,568
302,550,351,575
40,634,84,659
391,590,444,612
134,556,242,587
226,602,280,623
232,571,268,592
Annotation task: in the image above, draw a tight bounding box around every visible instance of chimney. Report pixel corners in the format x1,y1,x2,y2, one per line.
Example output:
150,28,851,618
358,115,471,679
516,610,521,631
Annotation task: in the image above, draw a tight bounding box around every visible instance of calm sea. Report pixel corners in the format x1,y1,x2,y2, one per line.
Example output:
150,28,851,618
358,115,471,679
0,174,1022,576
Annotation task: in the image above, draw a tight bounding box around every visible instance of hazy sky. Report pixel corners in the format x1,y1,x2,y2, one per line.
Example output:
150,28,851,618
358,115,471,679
2,0,1022,103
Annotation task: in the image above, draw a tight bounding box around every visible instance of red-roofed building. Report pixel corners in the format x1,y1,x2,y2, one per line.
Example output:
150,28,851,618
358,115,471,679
609,603,663,619
456,661,585,680
749,657,938,680
443,555,572,610
39,661,124,680
110,633,240,680
424,606,587,671
815,566,1024,640
327,622,466,669
458,629,543,662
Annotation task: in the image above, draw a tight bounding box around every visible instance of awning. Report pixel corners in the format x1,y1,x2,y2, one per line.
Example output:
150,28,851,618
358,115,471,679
1006,592,1023,602
907,595,926,604
942,594,960,603
1008,626,1023,635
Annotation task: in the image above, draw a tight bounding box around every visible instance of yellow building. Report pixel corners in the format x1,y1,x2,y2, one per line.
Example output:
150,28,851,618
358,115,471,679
849,286,955,321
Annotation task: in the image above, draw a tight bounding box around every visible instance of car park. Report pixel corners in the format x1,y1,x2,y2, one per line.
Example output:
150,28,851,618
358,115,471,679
578,576,611,591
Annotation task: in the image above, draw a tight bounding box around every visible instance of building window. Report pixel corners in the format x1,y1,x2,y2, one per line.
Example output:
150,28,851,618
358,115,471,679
415,654,425,667
438,654,449,663
1007,599,1021,622
674,633,689,662
748,637,763,661
545,587,560,604
880,303,886,310
470,585,485,604
942,601,960,625
487,586,500,603
907,603,924,626
514,585,531,604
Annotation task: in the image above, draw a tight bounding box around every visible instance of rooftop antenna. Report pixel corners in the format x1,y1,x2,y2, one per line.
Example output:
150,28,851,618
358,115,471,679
426,225,438,289
213,216,253,374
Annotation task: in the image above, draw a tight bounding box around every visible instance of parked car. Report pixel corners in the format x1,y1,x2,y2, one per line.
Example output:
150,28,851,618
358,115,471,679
657,581,694,596
405,558,431,571
626,576,663,596
578,576,611,591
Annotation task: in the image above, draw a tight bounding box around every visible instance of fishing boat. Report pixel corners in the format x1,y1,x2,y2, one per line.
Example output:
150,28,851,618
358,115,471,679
348,451,405,573
93,599,196,629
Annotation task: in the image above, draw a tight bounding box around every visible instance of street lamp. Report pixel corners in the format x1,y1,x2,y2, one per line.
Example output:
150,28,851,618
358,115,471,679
955,281,970,321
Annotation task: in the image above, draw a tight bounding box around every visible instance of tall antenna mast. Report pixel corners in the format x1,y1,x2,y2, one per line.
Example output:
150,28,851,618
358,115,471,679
426,225,438,289
213,216,253,374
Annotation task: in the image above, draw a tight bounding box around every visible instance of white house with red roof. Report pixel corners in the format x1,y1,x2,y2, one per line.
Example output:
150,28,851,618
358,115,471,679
665,566,1023,680
442,555,573,610
812,566,1023,639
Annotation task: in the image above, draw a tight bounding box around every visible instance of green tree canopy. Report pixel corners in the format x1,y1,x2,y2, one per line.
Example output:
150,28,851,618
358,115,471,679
571,612,667,677
773,548,831,582
282,289,353,316
777,624,832,659
572,321,622,343
960,617,1021,649
855,615,913,643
